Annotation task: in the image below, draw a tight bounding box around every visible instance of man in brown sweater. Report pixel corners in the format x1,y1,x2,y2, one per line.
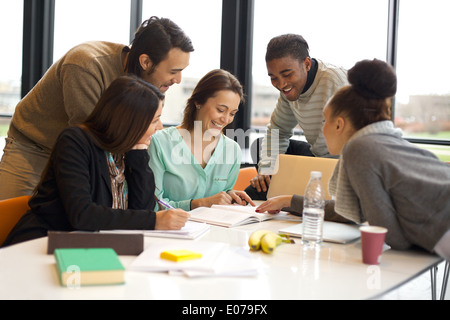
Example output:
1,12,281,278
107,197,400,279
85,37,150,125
0,16,193,200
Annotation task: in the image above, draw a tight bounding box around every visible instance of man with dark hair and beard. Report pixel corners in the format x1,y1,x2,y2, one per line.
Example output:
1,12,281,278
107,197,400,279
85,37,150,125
0,16,194,200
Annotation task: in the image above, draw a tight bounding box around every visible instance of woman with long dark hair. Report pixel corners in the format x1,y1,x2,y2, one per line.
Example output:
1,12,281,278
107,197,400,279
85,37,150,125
2,75,189,247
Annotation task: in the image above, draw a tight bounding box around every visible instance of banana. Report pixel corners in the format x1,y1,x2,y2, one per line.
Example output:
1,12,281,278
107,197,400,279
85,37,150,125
248,230,295,253
260,232,283,254
248,229,272,251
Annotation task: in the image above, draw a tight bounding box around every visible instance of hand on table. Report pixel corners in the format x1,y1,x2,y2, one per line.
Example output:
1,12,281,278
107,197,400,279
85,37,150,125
256,195,293,214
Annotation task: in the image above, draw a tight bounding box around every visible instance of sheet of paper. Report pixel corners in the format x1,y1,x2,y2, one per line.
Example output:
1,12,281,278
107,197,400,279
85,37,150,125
129,240,261,277
101,221,210,239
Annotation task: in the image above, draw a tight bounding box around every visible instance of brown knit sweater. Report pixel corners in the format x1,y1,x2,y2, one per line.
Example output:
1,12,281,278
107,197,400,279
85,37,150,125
10,41,126,151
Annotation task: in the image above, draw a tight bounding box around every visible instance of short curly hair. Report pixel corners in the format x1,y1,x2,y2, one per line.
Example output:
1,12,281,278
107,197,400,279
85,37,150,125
265,34,310,63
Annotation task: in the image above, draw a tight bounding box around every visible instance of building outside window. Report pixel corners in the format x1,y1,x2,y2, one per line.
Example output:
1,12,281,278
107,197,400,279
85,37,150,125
1,1,448,160
53,0,130,62
142,0,222,125
395,0,450,160
0,0,23,138
251,0,388,129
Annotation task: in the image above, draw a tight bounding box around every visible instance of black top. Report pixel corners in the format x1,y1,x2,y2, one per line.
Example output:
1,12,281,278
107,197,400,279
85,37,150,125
3,127,156,246
301,58,318,94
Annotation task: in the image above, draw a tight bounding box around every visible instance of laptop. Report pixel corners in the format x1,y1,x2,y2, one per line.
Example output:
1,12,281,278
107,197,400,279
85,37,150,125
279,221,360,244
267,154,338,200
267,155,360,243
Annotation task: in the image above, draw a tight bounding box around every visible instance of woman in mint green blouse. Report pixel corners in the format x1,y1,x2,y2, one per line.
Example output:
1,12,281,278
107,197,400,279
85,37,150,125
148,69,254,211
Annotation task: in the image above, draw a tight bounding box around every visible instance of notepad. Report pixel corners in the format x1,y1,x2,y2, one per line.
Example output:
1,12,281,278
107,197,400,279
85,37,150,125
101,221,210,240
131,241,229,273
279,221,361,244
54,248,125,286
130,241,260,277
189,205,275,227
160,249,202,262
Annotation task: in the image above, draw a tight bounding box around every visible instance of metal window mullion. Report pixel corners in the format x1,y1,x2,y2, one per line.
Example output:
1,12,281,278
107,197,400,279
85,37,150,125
21,0,55,98
220,0,254,133
130,0,143,44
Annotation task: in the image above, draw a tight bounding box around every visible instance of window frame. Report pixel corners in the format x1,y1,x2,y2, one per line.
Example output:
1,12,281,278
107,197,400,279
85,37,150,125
8,0,449,147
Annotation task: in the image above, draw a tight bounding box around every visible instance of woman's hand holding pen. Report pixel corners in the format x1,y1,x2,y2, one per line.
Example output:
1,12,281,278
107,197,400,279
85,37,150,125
227,190,255,206
155,208,190,230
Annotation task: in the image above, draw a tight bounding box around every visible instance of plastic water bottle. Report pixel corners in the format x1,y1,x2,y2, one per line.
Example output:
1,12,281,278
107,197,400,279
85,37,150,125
302,171,325,247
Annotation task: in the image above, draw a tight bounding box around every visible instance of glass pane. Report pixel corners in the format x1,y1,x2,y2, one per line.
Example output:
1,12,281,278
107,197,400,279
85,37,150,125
251,0,389,128
395,0,450,144
53,0,130,62
142,0,222,124
0,0,23,117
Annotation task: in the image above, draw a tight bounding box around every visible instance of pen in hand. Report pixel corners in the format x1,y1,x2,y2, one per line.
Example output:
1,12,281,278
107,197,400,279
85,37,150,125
158,199,174,210
155,199,190,230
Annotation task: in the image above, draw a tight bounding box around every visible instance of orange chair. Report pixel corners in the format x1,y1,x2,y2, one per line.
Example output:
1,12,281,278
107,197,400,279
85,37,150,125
0,195,31,246
233,167,258,191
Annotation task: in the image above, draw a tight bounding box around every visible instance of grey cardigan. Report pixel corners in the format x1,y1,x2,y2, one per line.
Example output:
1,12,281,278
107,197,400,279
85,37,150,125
330,121,450,253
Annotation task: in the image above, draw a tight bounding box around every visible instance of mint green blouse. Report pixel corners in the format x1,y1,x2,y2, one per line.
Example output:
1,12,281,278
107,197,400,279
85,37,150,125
148,126,242,211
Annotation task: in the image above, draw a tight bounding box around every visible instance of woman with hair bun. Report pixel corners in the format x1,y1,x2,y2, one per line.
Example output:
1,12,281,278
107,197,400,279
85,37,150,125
256,59,450,259
322,59,450,259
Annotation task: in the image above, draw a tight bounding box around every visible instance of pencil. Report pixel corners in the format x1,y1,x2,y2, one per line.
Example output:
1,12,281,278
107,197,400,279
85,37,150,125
158,199,174,209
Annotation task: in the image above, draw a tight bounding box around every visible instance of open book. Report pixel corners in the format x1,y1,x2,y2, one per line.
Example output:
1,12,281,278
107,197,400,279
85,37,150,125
188,205,275,227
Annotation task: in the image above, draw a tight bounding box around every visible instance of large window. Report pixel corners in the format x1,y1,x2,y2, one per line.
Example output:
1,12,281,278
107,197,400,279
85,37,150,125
3,0,449,160
251,0,389,128
53,0,130,62
395,0,450,157
142,0,222,125
0,0,23,118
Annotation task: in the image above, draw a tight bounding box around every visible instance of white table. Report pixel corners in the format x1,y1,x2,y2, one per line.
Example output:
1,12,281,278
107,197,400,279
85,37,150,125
0,220,444,300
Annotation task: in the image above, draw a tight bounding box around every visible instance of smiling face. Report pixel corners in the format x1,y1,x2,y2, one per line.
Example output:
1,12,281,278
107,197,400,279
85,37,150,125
137,101,163,146
139,47,190,93
266,55,311,101
195,90,241,136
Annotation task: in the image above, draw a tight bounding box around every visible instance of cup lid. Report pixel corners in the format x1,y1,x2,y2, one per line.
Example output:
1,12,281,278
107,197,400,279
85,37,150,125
310,171,322,178
359,226,388,233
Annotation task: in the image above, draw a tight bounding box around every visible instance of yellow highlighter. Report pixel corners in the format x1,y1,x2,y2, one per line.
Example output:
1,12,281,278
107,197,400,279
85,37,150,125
160,249,202,262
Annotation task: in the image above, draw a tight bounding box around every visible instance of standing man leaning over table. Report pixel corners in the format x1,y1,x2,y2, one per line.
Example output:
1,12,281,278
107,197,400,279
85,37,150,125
0,16,194,200
245,34,347,200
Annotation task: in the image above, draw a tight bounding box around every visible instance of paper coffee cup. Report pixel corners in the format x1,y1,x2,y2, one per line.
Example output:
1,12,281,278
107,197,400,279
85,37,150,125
359,226,388,265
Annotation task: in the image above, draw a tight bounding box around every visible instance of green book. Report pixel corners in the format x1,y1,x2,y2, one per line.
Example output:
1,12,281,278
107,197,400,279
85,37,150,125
54,248,125,286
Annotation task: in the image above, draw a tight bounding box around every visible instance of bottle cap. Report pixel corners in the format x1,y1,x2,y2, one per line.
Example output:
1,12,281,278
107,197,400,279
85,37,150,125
310,171,322,178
